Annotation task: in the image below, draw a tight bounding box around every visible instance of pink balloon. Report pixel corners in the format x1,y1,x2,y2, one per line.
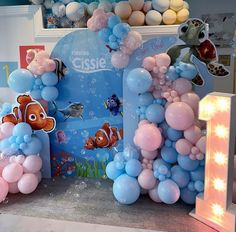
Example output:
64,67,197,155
35,171,42,183
0,177,9,202
138,169,156,190
0,122,15,138
8,182,19,194
0,157,10,176
134,124,162,152
123,31,142,51
165,102,194,130
149,183,162,203
18,173,39,194
9,155,16,163
14,155,26,165
142,57,156,71
23,155,42,173
196,136,206,154
141,150,158,160
180,92,200,116
120,45,133,55
184,125,202,144
2,163,23,183
111,51,130,69
138,120,149,127
176,139,193,155
155,53,171,68
44,59,56,72
172,78,192,95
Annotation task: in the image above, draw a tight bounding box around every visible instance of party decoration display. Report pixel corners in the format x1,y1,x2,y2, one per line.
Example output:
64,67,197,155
87,9,142,69
31,0,190,28
190,93,236,232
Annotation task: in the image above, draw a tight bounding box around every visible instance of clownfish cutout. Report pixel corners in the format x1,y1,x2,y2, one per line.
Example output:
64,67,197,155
2,95,56,133
84,123,123,150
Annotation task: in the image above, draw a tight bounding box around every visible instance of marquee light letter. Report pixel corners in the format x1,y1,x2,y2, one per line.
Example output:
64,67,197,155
190,92,236,232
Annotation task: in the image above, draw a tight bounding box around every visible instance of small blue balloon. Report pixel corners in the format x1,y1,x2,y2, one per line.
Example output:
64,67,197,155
114,152,125,162
113,23,130,40
187,181,196,192
171,165,190,188
8,69,34,93
153,158,171,171
11,143,19,150
194,180,204,192
123,146,139,161
145,104,165,124
125,159,142,177
41,72,58,86
24,134,32,143
166,66,179,81
16,136,24,145
41,86,59,101
161,146,178,164
30,89,42,100
0,138,11,150
22,136,42,155
115,160,125,170
159,121,169,138
109,41,119,50
190,166,205,181
158,179,180,204
180,187,198,205
9,136,17,144
19,143,27,150
109,34,117,42
158,165,168,175
0,103,12,117
167,128,183,141
106,161,124,180
108,15,121,29
158,174,166,181
13,123,32,137
177,154,200,171
35,78,42,85
177,62,198,80
113,174,140,205
164,139,172,147
138,92,154,106
127,68,152,94
98,28,112,42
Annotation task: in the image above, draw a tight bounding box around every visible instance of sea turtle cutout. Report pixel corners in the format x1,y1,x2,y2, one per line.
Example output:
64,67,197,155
167,18,229,86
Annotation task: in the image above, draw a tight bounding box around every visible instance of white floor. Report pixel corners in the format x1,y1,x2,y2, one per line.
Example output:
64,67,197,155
0,214,159,232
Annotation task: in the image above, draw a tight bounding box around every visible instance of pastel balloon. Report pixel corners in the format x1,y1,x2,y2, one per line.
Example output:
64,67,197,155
138,169,156,190
141,150,158,160
180,92,200,116
41,86,59,101
167,127,183,141
145,104,165,124
35,171,42,183
66,2,85,21
165,102,194,130
0,177,9,202
180,187,198,205
177,154,199,171
123,146,140,160
152,0,170,12
0,157,9,175
2,163,23,183
114,1,132,20
23,155,42,173
125,159,142,177
163,9,176,25
142,57,156,71
153,158,171,171
14,155,26,164
175,139,192,155
22,136,42,156
172,78,192,95
41,72,58,86
161,146,178,164
190,166,205,182
196,136,206,154
143,1,152,13
123,31,142,51
148,183,162,203
184,126,201,144
128,11,145,26
145,10,162,26
18,173,39,194
106,161,124,180
129,0,144,11
8,182,19,194
111,51,130,69
155,53,171,68
13,123,32,137
138,92,154,106
171,165,190,188
1,122,15,138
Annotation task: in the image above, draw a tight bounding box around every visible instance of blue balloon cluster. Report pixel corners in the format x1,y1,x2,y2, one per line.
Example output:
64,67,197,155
0,103,12,117
98,15,131,50
166,61,198,81
106,146,141,204
0,123,42,156
30,72,59,101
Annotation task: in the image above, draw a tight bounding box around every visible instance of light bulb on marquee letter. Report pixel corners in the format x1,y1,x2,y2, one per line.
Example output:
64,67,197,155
190,92,236,232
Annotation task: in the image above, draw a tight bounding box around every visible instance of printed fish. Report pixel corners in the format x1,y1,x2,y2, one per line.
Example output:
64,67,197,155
56,130,67,144
57,102,84,121
84,136,97,150
2,95,56,133
53,58,67,80
104,94,123,116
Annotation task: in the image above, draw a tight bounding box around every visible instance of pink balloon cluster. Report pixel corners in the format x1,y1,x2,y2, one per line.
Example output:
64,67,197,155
0,154,42,203
27,50,56,76
0,122,14,140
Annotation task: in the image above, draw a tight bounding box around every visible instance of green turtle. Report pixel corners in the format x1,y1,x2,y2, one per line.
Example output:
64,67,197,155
167,18,229,86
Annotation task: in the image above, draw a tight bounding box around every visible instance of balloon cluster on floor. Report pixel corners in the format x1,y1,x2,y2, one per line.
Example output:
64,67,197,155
106,52,206,205
8,50,59,102
87,9,142,69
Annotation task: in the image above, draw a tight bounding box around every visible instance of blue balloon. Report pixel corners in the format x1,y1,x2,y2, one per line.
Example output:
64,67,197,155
0,103,12,117
153,158,171,171
30,89,42,100
177,62,198,80
190,166,205,181
123,146,139,161
159,121,169,138
145,104,165,124
158,179,180,204
113,23,130,40
24,135,32,143
41,72,58,86
34,78,42,86
98,28,112,42
106,161,124,180
188,181,195,191
125,159,142,177
20,143,27,150
109,41,119,50
13,123,32,137
166,66,179,81
0,138,11,151
161,146,178,164
22,136,42,155
180,187,198,204
167,128,183,141
108,15,121,28
194,180,204,192
41,86,59,101
114,152,125,162
171,165,190,188
177,154,200,171
109,34,117,42
16,136,24,145
127,68,152,94
8,69,34,93
113,174,140,204
138,92,154,106
115,160,125,170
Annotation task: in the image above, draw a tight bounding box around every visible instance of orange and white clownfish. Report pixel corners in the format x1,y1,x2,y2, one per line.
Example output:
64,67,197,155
2,95,56,133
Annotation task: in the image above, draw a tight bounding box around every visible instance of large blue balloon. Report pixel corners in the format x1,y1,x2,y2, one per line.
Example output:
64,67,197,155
106,161,124,180
190,166,205,181
145,104,165,124
113,174,140,204
153,158,171,171
113,23,130,40
13,123,32,137
177,154,200,171
41,72,58,86
177,62,198,80
0,138,11,151
8,69,34,93
180,187,198,204
158,179,180,204
167,128,183,141
98,28,112,42
127,68,152,94
123,146,139,161
161,146,178,164
108,15,121,28
125,159,142,177
41,86,59,101
138,92,154,106
22,136,42,155
171,165,190,188
30,89,42,100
